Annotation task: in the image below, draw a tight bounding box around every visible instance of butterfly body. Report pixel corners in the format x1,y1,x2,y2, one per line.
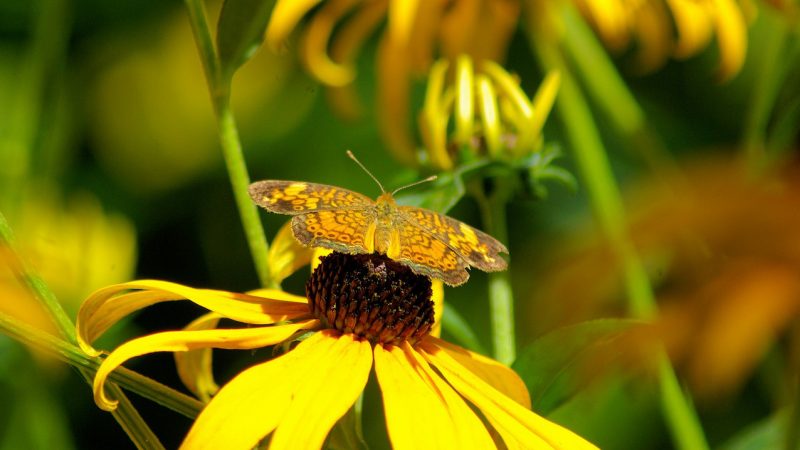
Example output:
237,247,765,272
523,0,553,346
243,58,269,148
249,180,507,286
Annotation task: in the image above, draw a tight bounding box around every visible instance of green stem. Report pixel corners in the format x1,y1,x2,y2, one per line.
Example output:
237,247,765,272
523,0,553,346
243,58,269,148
184,0,274,288
471,179,516,365
0,211,164,448
0,311,203,419
531,38,709,450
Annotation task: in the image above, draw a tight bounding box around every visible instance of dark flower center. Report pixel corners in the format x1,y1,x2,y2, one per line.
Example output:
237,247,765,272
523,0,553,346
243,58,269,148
306,252,435,346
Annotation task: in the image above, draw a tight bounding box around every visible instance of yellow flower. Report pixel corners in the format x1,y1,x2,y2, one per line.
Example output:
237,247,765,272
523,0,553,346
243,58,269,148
548,0,750,79
420,55,560,170
78,221,596,449
265,0,522,165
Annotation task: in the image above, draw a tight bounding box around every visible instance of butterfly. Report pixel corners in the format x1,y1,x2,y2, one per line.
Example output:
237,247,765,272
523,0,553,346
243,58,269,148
248,152,508,286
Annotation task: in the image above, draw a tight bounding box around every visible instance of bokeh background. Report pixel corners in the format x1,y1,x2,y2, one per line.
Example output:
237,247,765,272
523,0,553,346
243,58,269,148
1,0,799,448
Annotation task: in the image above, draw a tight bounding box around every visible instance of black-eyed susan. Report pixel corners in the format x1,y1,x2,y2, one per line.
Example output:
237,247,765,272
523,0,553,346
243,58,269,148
535,0,750,79
265,0,522,165
78,222,596,449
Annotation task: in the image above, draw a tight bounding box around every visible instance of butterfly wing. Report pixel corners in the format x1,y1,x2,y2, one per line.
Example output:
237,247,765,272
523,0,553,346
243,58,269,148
249,180,374,214
398,206,508,273
249,180,377,253
390,220,470,286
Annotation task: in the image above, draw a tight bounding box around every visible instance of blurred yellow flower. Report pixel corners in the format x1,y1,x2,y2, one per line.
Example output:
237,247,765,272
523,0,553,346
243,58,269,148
420,55,560,170
0,186,136,329
528,157,800,399
265,0,522,165
86,4,314,194
79,221,595,449
551,0,750,79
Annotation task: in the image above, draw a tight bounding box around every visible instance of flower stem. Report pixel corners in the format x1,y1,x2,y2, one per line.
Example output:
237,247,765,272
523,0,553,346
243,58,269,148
0,311,203,419
0,211,165,448
184,0,274,288
471,178,516,365
530,38,709,450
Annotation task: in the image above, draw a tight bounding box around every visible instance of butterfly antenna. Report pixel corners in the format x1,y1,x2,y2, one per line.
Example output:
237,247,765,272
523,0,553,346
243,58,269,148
391,175,438,196
347,150,386,193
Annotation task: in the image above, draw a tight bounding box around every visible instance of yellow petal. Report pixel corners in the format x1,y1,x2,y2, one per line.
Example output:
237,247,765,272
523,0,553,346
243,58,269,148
454,55,475,145
420,59,453,170
374,342,459,449
270,332,372,449
424,335,530,408
265,0,323,52
580,0,630,51
476,74,503,158
181,331,335,450
300,0,358,86
528,70,560,153
712,0,747,81
388,0,420,46
94,319,319,411
78,280,309,355
420,341,598,449
174,312,223,402
267,220,315,285
377,36,418,166
430,279,444,338
667,0,713,59
630,1,672,74
245,288,308,303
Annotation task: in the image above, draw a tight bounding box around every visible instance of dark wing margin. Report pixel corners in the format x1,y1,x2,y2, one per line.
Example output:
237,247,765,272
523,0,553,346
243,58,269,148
249,180,374,215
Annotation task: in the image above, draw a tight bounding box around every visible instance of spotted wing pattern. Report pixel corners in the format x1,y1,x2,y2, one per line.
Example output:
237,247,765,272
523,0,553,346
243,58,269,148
291,209,375,254
248,181,374,214
398,206,508,273
391,220,469,286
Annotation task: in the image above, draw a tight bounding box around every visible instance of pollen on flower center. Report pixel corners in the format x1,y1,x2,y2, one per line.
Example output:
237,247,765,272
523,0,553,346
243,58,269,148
306,252,435,346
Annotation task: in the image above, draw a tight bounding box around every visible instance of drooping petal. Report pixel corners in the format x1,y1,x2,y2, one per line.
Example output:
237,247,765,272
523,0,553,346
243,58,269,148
712,0,747,81
387,0,420,46
420,341,598,449
94,319,319,411
425,335,531,408
181,330,336,450
301,0,359,86
78,280,309,355
174,312,222,402
270,332,372,449
374,342,460,449
266,0,323,52
667,0,713,59
267,220,316,285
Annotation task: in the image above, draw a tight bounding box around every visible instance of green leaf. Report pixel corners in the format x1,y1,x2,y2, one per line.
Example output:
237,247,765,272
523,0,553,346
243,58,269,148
512,319,642,415
395,171,465,213
216,0,276,79
721,410,788,450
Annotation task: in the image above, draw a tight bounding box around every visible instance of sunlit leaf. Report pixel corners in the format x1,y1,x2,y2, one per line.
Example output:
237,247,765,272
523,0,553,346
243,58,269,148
216,0,276,79
512,319,642,415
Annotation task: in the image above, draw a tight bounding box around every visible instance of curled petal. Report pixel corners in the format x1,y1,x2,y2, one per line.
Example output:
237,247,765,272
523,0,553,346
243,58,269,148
301,0,359,86
667,0,713,58
266,0,323,52
420,340,598,449
94,319,320,411
454,55,475,145
268,220,316,285
529,70,560,151
630,1,672,73
713,0,747,81
78,280,310,355
476,74,502,158
181,331,372,450
420,59,453,170
174,312,223,402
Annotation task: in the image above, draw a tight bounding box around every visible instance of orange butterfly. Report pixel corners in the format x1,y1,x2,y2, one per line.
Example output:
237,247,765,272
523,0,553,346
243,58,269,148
249,153,507,286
